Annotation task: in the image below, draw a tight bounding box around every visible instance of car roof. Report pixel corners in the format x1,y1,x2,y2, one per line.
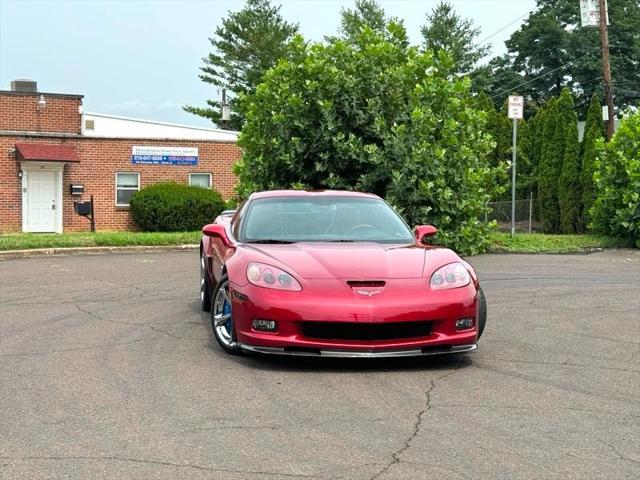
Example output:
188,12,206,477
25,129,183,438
249,190,380,200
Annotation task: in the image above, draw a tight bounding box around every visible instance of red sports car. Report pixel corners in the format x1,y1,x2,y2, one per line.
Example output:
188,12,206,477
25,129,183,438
200,190,486,357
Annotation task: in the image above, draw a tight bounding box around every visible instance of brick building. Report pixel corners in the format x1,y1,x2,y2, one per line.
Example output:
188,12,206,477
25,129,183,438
0,80,241,233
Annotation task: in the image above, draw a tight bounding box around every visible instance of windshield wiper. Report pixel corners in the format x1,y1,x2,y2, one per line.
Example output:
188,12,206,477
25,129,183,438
326,239,356,242
246,239,295,244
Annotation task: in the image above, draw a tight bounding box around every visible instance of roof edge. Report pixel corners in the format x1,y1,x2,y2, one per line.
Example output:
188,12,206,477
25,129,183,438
85,111,240,135
0,90,84,99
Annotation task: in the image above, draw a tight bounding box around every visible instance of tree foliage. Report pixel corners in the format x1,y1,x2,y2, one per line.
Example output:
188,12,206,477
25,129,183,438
184,0,298,130
236,26,504,254
581,94,605,223
538,98,563,232
480,0,640,114
338,0,390,40
420,1,490,76
558,98,581,233
590,112,640,246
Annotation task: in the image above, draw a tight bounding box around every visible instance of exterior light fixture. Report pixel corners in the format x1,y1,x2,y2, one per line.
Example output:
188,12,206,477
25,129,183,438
17,170,23,179
37,94,47,111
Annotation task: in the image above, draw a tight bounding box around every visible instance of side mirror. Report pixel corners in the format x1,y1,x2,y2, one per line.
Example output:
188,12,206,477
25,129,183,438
202,224,233,248
414,225,437,244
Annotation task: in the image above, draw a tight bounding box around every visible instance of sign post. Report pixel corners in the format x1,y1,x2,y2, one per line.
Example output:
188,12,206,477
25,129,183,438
508,95,524,238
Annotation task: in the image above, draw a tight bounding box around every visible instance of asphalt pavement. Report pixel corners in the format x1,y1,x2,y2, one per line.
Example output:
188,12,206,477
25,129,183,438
1,249,638,479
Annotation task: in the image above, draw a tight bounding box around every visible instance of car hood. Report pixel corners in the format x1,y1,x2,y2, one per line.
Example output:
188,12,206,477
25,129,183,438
241,242,429,280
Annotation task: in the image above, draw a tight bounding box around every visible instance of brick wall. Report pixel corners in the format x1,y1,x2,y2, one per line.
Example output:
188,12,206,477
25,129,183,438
0,136,241,233
0,93,82,134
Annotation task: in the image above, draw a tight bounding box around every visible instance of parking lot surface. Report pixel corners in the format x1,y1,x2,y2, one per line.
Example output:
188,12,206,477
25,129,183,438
1,249,638,479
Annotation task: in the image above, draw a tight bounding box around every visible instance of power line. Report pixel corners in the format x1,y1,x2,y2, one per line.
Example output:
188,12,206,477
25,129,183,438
477,12,530,46
487,51,594,101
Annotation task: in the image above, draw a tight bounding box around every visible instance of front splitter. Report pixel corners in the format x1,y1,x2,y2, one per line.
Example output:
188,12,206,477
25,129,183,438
239,343,477,358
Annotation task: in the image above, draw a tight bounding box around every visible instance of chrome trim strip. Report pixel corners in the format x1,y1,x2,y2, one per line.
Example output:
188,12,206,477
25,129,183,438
239,343,477,358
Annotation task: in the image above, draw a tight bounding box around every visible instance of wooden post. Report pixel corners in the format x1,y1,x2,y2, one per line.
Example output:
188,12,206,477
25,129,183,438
598,0,614,140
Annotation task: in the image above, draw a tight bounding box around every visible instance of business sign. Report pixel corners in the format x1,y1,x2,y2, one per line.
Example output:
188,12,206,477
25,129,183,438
508,96,524,120
580,0,608,27
131,146,198,165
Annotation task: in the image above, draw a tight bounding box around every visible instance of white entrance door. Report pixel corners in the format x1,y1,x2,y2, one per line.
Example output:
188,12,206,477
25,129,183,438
26,170,56,232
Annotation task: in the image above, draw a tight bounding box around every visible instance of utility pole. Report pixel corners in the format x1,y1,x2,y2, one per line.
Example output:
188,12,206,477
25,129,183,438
598,0,615,140
220,88,230,130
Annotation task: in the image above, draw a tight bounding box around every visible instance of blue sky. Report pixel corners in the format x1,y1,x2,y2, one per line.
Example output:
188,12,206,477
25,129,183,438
0,0,536,128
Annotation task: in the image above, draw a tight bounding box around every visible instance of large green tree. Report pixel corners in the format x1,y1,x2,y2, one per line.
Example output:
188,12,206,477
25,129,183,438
538,98,563,233
581,94,605,224
558,92,581,233
338,0,389,39
482,0,640,113
420,1,490,76
236,26,503,254
184,0,298,130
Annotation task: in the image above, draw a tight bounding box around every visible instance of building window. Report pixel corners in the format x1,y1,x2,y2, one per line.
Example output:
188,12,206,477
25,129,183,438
189,173,212,189
115,172,140,206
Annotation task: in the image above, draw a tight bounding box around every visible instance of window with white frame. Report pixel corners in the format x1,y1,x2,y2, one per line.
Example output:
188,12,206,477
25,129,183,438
189,173,212,189
115,172,140,206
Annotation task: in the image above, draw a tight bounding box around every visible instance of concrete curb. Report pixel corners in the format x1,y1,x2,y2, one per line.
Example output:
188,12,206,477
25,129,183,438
0,244,199,260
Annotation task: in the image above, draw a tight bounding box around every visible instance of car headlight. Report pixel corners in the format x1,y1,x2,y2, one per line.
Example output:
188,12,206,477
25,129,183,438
246,262,302,291
430,262,471,290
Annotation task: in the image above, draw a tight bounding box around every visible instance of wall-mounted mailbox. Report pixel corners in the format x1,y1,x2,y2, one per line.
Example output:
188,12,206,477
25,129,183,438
74,201,91,216
70,184,84,195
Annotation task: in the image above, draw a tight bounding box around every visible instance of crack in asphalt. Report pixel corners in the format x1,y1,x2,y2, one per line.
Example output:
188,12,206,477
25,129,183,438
369,359,466,480
72,302,185,340
432,403,640,419
596,439,640,465
473,362,637,406
0,455,312,477
0,338,154,358
479,356,639,373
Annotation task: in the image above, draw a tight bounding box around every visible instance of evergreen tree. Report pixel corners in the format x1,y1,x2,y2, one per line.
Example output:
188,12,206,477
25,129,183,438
475,92,510,199
538,98,563,233
516,118,534,200
339,0,388,38
421,1,490,76
581,94,605,227
558,90,581,233
184,0,298,129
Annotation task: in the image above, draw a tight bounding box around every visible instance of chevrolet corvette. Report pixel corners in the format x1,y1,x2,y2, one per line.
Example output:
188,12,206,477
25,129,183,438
200,190,486,357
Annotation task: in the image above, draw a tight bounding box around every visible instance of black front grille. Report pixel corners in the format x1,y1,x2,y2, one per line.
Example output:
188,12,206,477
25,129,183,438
301,321,432,341
347,280,386,288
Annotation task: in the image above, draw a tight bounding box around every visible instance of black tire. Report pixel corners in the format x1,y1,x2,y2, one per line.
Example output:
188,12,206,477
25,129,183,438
211,274,242,355
200,249,212,312
477,287,487,339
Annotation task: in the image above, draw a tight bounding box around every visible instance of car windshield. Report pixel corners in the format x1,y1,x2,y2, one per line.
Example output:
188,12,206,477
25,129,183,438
239,196,414,244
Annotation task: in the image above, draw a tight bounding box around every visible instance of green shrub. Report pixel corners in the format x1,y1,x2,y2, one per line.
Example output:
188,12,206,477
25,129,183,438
236,27,504,255
130,182,225,232
590,112,640,247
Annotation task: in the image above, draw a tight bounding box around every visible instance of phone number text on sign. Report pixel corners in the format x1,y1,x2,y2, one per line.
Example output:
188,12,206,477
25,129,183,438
131,146,198,165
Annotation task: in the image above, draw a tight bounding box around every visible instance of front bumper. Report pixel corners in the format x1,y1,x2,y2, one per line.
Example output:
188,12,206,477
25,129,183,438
230,278,480,357
238,343,477,358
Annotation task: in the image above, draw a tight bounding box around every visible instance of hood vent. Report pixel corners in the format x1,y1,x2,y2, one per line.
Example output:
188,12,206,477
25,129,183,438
347,280,386,288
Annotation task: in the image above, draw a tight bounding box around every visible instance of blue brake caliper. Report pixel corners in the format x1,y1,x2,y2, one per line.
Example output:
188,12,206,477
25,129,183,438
222,297,232,333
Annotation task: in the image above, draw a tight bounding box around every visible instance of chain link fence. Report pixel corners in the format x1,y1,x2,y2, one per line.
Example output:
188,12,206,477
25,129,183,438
486,195,539,233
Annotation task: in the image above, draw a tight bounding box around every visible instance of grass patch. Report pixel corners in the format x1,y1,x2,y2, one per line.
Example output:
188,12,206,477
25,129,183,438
488,232,631,254
0,231,201,251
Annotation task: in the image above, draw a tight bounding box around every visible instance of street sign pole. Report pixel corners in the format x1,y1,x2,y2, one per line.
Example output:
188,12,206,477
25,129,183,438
507,95,524,238
511,118,517,238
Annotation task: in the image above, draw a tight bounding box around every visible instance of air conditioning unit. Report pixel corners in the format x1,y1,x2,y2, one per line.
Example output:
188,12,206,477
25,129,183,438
10,79,37,93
